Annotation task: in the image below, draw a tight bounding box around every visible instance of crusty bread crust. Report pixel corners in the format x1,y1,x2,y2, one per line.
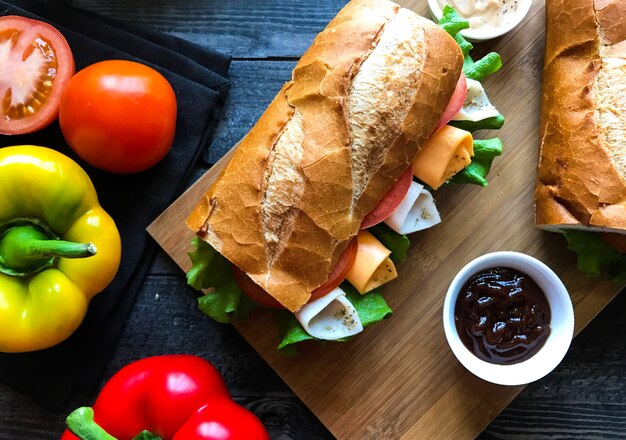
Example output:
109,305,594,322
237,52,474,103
187,0,463,311
535,0,626,233
595,0,626,44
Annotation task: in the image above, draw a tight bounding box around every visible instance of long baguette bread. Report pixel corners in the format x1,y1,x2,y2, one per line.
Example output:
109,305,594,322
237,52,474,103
535,0,626,235
187,0,463,312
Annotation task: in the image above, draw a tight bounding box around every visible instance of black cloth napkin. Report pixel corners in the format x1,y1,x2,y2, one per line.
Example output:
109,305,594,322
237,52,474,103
0,0,230,411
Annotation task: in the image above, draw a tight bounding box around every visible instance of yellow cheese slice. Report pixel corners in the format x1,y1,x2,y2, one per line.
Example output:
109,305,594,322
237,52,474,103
346,230,398,294
412,125,474,190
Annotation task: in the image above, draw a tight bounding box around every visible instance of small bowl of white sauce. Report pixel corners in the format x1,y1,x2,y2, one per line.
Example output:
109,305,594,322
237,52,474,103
428,0,533,41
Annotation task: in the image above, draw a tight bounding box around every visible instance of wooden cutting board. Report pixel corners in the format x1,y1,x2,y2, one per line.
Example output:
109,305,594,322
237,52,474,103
148,1,624,438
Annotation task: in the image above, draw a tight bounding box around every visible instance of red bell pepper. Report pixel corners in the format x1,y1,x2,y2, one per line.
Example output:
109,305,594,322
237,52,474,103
61,355,269,440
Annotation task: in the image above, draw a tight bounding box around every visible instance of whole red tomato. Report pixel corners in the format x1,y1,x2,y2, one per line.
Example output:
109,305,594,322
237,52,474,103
59,60,177,174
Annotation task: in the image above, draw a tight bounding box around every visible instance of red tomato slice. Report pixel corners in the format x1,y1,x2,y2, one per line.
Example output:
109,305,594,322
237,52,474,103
232,265,282,309
313,237,358,298
0,16,75,135
232,238,358,309
435,72,467,131
360,166,413,229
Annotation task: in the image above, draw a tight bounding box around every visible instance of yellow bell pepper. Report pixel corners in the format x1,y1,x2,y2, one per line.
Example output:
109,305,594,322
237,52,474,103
0,146,121,352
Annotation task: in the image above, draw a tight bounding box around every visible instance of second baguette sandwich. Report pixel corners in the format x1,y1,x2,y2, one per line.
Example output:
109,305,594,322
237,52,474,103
187,0,464,312
536,0,626,243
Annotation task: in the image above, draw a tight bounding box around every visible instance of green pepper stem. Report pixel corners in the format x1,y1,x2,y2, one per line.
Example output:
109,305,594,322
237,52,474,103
0,224,96,276
16,236,96,259
66,407,117,440
66,407,162,440
131,431,163,440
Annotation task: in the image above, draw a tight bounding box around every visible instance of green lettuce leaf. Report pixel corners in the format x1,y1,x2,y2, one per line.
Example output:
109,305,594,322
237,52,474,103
368,223,410,262
187,237,255,323
439,5,504,133
187,236,218,290
438,6,504,185
344,283,393,326
276,313,314,355
454,33,473,59
438,6,502,82
449,114,505,132
464,52,503,82
438,4,470,37
563,231,626,283
450,138,503,186
277,283,393,354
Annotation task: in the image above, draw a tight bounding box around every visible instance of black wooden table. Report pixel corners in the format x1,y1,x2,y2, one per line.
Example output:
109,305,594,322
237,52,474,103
1,1,626,439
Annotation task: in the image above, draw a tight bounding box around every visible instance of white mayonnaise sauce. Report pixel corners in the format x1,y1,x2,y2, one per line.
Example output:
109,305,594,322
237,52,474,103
437,0,522,32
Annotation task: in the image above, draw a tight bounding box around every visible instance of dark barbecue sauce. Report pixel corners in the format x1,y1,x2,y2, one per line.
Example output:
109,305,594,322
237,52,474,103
454,267,551,364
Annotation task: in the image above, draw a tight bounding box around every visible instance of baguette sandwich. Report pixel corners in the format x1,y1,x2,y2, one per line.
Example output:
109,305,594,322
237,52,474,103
187,1,505,351
536,0,626,280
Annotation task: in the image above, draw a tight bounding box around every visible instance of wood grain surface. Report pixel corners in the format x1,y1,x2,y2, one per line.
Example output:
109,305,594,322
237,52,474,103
147,1,625,439
2,1,626,439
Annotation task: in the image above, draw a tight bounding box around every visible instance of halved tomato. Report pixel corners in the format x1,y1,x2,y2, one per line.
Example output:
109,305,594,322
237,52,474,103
232,238,358,309
0,16,75,135
435,72,467,131
360,166,413,229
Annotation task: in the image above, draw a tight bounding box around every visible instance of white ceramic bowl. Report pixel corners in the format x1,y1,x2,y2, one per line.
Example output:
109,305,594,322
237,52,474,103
427,0,533,42
443,251,574,386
